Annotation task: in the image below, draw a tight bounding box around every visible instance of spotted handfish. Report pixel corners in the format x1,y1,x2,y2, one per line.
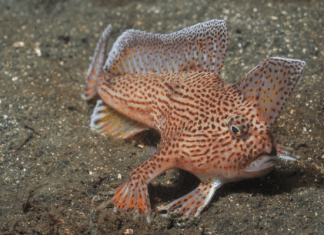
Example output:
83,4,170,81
83,19,306,219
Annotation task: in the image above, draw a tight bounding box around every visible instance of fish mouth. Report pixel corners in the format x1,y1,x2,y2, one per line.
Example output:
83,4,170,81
244,155,280,173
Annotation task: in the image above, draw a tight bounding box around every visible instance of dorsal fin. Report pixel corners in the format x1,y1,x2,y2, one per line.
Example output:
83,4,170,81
104,19,228,76
82,24,112,100
233,57,306,126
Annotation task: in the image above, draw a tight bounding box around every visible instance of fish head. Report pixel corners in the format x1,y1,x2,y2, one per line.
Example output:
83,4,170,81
227,114,272,156
220,57,306,181
222,110,275,180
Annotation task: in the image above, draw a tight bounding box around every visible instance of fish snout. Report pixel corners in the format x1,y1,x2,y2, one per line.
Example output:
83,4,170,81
254,134,273,155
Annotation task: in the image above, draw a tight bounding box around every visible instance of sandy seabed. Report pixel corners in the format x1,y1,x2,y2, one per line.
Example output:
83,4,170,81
0,0,323,234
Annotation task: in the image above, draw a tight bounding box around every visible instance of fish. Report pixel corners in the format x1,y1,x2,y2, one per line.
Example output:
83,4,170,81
83,19,306,219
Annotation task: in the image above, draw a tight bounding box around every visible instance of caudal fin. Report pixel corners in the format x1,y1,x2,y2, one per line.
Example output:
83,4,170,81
82,24,112,100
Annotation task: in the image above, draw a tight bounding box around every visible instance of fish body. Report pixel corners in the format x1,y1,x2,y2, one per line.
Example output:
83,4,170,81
83,20,306,219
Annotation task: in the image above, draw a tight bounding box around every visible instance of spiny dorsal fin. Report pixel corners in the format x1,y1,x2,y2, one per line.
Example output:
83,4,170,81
104,19,228,77
83,24,112,100
233,57,306,126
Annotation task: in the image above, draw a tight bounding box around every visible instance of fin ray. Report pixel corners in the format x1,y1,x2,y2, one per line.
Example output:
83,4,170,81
90,99,148,139
104,19,228,77
233,57,306,126
82,24,112,100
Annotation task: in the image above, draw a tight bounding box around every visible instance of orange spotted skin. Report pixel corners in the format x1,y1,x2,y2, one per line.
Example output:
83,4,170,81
84,20,306,219
98,71,272,180
99,69,282,217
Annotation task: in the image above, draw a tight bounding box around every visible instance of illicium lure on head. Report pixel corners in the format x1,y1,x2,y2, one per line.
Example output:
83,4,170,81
83,19,306,220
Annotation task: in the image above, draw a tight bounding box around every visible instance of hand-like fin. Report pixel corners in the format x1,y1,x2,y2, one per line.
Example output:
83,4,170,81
158,179,223,219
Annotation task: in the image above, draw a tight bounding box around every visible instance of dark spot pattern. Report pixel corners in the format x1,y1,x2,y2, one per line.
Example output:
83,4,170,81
84,20,306,219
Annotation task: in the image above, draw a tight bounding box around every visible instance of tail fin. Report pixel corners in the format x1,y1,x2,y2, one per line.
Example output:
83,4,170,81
82,24,112,100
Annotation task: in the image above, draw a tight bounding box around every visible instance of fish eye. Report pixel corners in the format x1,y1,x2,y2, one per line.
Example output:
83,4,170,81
228,116,249,137
231,126,240,135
